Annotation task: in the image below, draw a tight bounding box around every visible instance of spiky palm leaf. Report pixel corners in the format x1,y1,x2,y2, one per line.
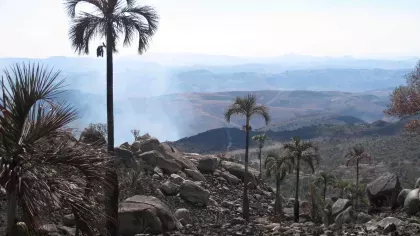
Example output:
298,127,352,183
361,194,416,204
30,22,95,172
252,134,268,149
314,172,336,200
0,63,113,235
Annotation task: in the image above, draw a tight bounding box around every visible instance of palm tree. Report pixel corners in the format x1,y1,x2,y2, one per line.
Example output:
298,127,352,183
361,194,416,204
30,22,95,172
0,63,113,235
283,136,320,223
333,179,353,198
224,94,271,221
64,1,159,234
314,171,336,201
345,144,372,209
252,134,268,178
265,151,293,216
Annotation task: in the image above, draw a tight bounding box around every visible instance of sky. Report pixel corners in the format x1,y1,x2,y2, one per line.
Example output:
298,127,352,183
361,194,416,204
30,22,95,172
0,0,420,59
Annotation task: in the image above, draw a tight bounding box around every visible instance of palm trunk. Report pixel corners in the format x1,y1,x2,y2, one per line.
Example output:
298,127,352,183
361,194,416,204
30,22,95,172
294,156,300,223
258,147,262,179
275,175,281,215
105,23,119,236
242,118,250,221
6,189,17,236
323,180,327,201
356,159,359,209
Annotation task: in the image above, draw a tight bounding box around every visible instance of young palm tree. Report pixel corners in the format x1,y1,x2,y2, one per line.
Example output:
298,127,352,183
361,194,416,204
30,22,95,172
224,94,271,221
265,151,293,216
64,1,159,233
333,179,353,198
283,136,320,223
345,144,372,209
252,134,268,178
0,63,113,235
314,171,336,201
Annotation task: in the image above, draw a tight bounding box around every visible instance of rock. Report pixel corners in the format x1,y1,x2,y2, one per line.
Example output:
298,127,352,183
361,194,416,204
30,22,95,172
335,206,355,226
223,161,260,187
221,200,234,209
137,137,163,153
366,173,401,208
415,177,420,189
119,195,182,235
332,199,352,218
404,189,420,216
159,181,180,196
376,217,405,228
170,174,185,185
184,168,206,181
221,171,241,185
383,223,397,234
115,147,136,168
62,214,75,227
38,224,58,235
179,180,210,206
197,156,219,173
397,189,412,207
231,217,245,225
174,208,192,225
137,150,181,174
356,212,373,224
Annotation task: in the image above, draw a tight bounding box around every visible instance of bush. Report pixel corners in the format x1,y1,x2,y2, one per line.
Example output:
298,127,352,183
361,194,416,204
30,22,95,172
80,123,107,145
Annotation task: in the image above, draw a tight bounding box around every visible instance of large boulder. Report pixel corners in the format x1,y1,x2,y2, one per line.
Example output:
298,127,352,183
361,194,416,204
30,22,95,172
332,198,352,218
397,189,412,207
366,173,401,208
184,168,206,182
137,150,181,174
197,156,219,173
335,206,355,226
222,161,260,186
179,180,210,206
404,188,420,216
119,195,182,235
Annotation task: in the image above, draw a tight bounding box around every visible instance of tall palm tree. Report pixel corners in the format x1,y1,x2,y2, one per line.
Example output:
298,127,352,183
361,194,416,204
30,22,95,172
345,144,372,209
314,171,336,201
64,1,159,234
252,134,268,178
0,63,113,235
265,151,293,216
283,136,320,223
224,94,271,221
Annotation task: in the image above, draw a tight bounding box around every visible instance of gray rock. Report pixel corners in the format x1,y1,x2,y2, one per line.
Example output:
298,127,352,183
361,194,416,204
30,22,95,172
366,173,401,208
197,156,219,173
137,150,181,174
397,189,412,207
179,180,210,206
335,206,355,226
221,171,241,185
174,208,192,225
404,188,420,216
119,195,182,235
115,147,136,168
332,198,351,218
170,174,185,185
184,168,206,181
376,217,405,228
223,161,260,187
159,181,180,196
62,214,75,227
356,212,373,224
221,200,234,209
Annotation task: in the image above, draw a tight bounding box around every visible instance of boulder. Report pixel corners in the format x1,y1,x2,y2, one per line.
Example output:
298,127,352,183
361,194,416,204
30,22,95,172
174,208,192,225
159,181,180,196
135,137,163,153
404,188,420,216
332,198,351,218
335,206,355,226
197,156,219,173
366,173,401,208
223,161,260,187
397,189,412,207
62,214,75,227
137,150,181,174
119,195,182,235
115,147,136,168
221,171,241,185
179,180,210,206
170,174,185,185
184,168,206,182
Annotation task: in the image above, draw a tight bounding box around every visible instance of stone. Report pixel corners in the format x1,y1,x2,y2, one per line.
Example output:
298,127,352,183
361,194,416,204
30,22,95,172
119,195,182,235
223,161,260,187
332,199,352,218
221,171,241,185
356,212,373,224
137,150,181,174
366,173,401,208
404,188,420,216
184,168,206,181
174,208,192,225
335,206,355,226
170,174,185,185
179,180,210,206
197,156,219,173
221,200,234,209
115,147,136,168
159,181,180,196
397,189,412,207
62,214,75,227
38,224,58,235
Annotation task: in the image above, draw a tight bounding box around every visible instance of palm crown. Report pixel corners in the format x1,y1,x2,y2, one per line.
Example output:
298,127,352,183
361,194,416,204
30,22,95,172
283,136,320,172
345,144,372,166
65,0,159,54
224,94,271,127
265,152,293,181
252,134,268,148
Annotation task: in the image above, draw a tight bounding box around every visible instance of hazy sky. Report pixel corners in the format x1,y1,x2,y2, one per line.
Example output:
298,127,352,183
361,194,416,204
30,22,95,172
1,0,419,58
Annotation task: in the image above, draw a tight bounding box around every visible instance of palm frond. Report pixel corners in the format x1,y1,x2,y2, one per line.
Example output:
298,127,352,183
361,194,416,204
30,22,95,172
224,105,244,123
69,12,105,55
251,105,271,125
64,0,105,18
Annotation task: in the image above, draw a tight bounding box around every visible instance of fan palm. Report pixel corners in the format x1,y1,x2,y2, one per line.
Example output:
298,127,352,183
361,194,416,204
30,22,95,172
224,94,271,221
314,171,336,201
265,151,293,215
252,134,268,178
0,63,113,235
283,136,320,222
64,1,159,233
345,144,372,209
